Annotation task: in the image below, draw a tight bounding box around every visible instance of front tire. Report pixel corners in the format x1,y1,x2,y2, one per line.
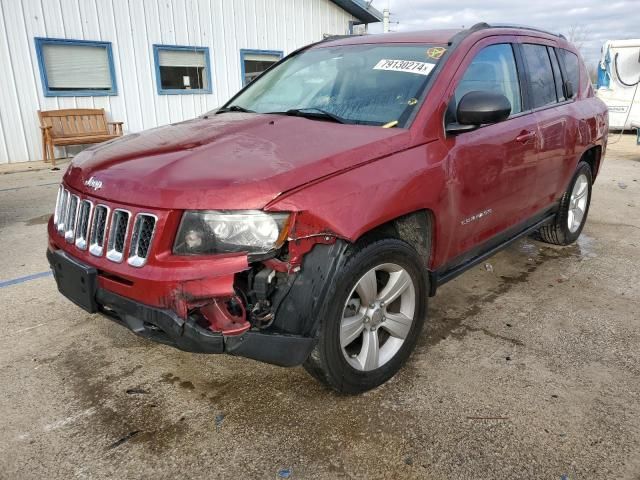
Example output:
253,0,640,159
303,238,428,394
539,161,592,246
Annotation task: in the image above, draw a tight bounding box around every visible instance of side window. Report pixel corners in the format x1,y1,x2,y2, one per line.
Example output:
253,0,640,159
548,47,566,102
558,49,580,99
521,44,557,108
455,43,522,114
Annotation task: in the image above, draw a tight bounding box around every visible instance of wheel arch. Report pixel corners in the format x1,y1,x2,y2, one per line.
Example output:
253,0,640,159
578,145,602,180
354,209,436,270
270,209,438,336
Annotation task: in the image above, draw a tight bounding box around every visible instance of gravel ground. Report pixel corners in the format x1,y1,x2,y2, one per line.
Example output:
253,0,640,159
0,135,639,479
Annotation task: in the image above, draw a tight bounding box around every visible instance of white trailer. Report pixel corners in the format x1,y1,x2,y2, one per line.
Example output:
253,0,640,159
596,39,640,130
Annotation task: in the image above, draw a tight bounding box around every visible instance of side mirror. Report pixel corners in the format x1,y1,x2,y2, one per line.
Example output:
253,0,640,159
446,91,511,135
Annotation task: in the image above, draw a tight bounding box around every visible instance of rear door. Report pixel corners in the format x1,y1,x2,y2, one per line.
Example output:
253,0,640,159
518,40,574,210
441,39,540,263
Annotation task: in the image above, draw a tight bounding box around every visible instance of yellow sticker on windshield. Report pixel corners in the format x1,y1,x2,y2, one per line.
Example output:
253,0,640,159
373,59,435,76
426,47,446,60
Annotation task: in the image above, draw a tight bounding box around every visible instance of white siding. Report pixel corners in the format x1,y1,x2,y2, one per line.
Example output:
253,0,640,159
0,0,356,163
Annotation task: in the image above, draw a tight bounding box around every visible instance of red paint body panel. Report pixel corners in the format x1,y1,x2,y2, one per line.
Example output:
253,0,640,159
64,114,409,210
48,27,608,329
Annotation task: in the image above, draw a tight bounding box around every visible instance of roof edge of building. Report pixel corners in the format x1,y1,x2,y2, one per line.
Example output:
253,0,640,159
329,0,383,23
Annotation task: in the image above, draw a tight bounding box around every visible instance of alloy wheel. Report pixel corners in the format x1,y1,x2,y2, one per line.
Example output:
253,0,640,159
568,173,589,233
340,263,416,371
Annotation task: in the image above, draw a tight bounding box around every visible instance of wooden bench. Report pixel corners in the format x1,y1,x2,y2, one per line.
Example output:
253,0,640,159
38,108,124,167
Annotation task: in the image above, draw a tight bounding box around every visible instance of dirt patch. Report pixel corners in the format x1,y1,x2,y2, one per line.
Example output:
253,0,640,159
25,214,51,225
57,347,188,453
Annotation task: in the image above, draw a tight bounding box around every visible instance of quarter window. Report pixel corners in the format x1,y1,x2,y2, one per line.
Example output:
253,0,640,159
35,38,117,97
558,49,580,99
455,43,522,115
153,45,212,94
521,44,557,108
241,49,283,86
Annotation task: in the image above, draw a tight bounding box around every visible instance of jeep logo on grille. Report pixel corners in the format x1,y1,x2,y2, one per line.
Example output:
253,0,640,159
84,177,103,191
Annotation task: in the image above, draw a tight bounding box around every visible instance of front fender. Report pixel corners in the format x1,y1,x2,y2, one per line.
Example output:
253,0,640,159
266,142,447,248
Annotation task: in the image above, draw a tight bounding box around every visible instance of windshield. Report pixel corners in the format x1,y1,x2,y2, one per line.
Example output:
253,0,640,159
224,43,446,128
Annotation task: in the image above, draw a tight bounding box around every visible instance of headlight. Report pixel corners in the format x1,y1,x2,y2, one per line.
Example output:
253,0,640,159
173,210,290,256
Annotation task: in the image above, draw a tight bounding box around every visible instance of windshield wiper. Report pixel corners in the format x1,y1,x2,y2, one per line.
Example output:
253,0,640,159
215,105,255,114
268,107,350,124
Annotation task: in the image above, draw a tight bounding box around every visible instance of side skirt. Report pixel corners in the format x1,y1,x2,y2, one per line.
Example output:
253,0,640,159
428,209,557,296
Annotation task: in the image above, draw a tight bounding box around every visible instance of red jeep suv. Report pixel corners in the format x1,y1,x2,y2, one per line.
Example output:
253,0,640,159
48,24,608,393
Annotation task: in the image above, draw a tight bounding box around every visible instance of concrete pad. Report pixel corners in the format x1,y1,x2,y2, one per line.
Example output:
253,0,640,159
0,135,639,479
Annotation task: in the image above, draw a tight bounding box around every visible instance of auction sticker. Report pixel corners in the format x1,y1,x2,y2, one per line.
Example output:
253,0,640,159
373,59,435,76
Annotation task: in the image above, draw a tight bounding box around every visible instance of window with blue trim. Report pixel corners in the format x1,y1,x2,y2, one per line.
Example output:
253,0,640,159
35,38,117,97
241,49,283,86
153,45,212,94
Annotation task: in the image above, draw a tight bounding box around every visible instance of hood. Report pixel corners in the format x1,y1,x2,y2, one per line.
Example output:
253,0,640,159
64,113,410,210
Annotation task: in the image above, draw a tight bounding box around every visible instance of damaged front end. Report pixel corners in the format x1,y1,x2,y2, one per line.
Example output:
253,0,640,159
53,209,350,367
205,211,351,366
227,238,349,365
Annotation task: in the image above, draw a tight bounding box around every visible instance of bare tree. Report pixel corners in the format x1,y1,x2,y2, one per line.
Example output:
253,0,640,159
566,24,590,53
565,24,597,83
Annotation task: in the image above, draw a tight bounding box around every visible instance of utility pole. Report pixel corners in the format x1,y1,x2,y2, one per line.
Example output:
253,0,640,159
383,8,390,33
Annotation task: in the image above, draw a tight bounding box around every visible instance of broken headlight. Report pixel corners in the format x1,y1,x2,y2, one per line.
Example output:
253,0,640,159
173,210,290,256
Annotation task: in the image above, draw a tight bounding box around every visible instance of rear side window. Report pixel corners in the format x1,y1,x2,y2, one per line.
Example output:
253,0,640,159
548,47,566,102
558,49,580,99
521,44,557,108
455,43,522,114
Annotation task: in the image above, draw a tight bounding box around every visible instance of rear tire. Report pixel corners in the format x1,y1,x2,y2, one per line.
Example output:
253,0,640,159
303,238,428,394
539,161,592,246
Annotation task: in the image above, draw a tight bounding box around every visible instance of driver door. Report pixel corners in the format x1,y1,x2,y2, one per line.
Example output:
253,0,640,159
442,41,540,265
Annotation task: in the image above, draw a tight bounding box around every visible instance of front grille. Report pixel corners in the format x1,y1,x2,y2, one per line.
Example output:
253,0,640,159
89,205,110,257
56,189,69,234
74,200,93,250
53,186,157,267
64,195,79,243
128,214,157,267
106,209,130,263
53,185,64,225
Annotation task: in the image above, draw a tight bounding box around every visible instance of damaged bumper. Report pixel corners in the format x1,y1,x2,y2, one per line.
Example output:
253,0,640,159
47,247,315,366
96,288,316,366
46,238,349,367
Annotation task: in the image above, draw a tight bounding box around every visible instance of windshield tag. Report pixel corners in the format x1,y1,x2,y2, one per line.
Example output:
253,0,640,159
373,59,435,76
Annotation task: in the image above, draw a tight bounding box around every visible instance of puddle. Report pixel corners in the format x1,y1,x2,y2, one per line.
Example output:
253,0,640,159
516,238,540,256
421,234,597,349
576,233,598,258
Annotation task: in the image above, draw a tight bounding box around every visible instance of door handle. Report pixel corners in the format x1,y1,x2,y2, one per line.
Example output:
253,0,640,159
516,131,536,143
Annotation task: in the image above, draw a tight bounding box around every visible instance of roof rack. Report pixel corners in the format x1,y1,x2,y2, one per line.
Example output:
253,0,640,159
469,22,567,40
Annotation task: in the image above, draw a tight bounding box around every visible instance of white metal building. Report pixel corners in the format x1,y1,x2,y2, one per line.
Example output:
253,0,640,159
0,0,381,164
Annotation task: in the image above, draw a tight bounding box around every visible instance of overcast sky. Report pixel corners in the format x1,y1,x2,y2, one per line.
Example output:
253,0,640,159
368,0,639,66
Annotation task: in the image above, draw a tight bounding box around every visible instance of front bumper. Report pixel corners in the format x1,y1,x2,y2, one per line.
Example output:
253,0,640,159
47,248,316,366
